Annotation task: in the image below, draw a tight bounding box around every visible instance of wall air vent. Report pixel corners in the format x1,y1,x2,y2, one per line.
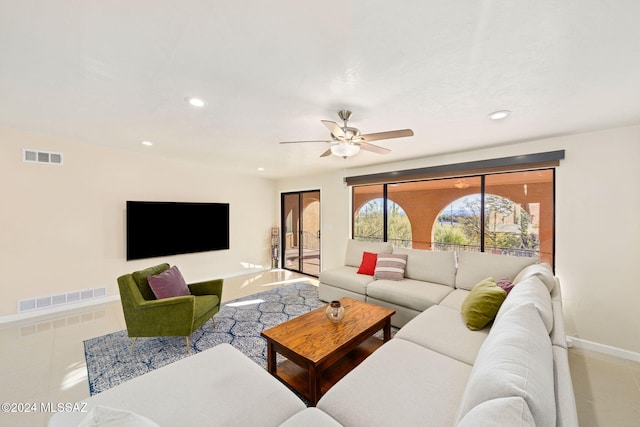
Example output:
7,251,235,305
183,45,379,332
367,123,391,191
23,149,63,165
17,287,107,313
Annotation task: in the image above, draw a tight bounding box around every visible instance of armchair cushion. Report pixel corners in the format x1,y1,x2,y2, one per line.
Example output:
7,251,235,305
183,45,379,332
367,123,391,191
132,263,170,300
147,266,191,299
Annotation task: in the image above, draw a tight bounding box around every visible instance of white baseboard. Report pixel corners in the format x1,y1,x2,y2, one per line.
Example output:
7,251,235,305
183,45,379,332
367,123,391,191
0,295,120,325
567,336,640,363
0,268,270,326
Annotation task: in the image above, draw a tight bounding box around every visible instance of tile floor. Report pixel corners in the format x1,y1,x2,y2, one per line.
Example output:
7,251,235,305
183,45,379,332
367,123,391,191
0,269,638,426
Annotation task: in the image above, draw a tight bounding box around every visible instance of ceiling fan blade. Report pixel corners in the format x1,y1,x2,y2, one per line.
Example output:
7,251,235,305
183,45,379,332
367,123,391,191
360,129,414,143
321,120,345,138
279,140,331,144
359,142,391,155
320,148,333,157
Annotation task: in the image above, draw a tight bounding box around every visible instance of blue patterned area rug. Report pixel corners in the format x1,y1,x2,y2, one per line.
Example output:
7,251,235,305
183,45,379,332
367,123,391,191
84,282,324,395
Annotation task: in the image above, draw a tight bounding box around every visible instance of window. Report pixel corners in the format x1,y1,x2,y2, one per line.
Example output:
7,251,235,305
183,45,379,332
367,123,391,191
353,185,384,243
484,170,554,263
352,169,555,265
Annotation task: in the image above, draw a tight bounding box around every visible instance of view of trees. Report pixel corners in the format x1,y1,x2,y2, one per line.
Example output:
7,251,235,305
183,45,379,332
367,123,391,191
354,198,412,245
435,194,538,252
354,194,538,254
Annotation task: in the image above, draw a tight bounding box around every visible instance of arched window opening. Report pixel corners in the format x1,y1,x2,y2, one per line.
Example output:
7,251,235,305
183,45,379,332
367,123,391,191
351,169,553,264
433,194,538,257
354,198,412,247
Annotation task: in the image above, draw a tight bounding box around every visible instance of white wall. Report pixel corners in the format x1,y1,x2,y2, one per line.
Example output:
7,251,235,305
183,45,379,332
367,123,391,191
4,124,639,354
0,127,276,317
276,125,640,354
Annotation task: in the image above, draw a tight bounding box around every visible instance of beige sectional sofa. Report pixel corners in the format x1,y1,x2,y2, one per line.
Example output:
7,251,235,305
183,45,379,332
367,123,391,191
319,239,539,328
315,239,578,426
50,239,578,426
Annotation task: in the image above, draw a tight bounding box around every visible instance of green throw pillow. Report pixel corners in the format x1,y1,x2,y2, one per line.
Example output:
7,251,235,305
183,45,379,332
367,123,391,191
461,277,507,331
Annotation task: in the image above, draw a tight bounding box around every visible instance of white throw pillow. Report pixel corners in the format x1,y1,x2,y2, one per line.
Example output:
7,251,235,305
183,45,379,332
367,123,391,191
373,253,408,280
78,406,160,427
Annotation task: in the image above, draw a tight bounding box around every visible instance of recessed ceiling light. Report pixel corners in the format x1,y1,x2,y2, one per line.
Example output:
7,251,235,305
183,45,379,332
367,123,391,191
257,167,265,172
185,97,206,108
489,110,511,120
141,140,153,146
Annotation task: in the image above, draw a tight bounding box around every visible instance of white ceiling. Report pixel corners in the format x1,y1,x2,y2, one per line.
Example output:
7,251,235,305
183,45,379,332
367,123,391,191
2,1,639,179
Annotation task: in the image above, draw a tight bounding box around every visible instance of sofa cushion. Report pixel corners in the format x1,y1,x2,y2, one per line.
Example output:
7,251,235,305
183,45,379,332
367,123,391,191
344,239,393,268
394,305,489,365
131,263,170,300
48,344,306,427
280,408,343,427
77,406,160,427
495,275,553,334
457,397,535,427
456,303,555,427
317,339,472,427
455,252,538,291
356,252,377,275
461,277,507,331
366,278,453,312
318,266,374,295
438,288,470,311
392,247,457,287
193,295,220,322
147,266,191,299
373,253,408,280
513,262,556,292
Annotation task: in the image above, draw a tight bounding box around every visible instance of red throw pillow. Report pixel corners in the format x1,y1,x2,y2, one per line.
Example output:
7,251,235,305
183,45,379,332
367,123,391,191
357,252,378,275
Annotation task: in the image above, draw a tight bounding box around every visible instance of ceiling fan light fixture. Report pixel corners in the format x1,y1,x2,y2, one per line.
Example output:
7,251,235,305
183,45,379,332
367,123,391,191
185,97,207,108
489,110,511,120
330,142,360,158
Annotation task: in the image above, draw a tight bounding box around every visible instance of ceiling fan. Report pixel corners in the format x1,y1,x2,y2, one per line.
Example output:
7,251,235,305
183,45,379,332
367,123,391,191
279,110,414,158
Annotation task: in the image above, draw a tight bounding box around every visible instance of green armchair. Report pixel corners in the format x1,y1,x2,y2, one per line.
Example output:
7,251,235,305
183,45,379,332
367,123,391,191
117,263,223,352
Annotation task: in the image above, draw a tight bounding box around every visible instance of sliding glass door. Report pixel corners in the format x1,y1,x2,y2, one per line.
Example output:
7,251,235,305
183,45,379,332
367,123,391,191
281,190,320,276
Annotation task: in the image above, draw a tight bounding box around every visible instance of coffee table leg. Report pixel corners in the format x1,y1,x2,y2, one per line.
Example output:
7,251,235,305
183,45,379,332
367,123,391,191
309,365,320,406
383,319,392,342
266,341,276,374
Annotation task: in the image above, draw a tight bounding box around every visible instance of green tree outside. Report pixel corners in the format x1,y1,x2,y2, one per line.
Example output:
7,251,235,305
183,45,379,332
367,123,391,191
354,198,412,245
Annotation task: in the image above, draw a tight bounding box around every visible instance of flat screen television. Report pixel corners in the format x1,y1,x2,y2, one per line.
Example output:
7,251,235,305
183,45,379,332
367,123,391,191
126,201,229,261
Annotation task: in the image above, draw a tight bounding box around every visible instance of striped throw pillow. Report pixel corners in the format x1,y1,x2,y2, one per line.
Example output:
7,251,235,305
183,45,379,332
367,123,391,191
374,253,408,280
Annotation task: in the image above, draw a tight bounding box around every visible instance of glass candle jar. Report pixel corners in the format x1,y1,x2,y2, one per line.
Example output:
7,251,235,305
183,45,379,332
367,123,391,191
325,300,345,323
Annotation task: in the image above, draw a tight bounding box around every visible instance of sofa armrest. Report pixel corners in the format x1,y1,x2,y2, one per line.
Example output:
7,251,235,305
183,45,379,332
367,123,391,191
188,279,223,298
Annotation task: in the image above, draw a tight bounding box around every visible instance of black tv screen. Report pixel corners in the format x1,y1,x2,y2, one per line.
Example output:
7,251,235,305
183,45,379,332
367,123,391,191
126,201,229,260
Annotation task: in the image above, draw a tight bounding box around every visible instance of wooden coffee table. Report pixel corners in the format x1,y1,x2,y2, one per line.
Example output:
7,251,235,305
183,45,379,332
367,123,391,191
261,297,395,406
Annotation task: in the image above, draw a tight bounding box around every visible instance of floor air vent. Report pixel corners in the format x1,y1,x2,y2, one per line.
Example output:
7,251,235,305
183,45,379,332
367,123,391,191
23,148,63,165
17,287,107,313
